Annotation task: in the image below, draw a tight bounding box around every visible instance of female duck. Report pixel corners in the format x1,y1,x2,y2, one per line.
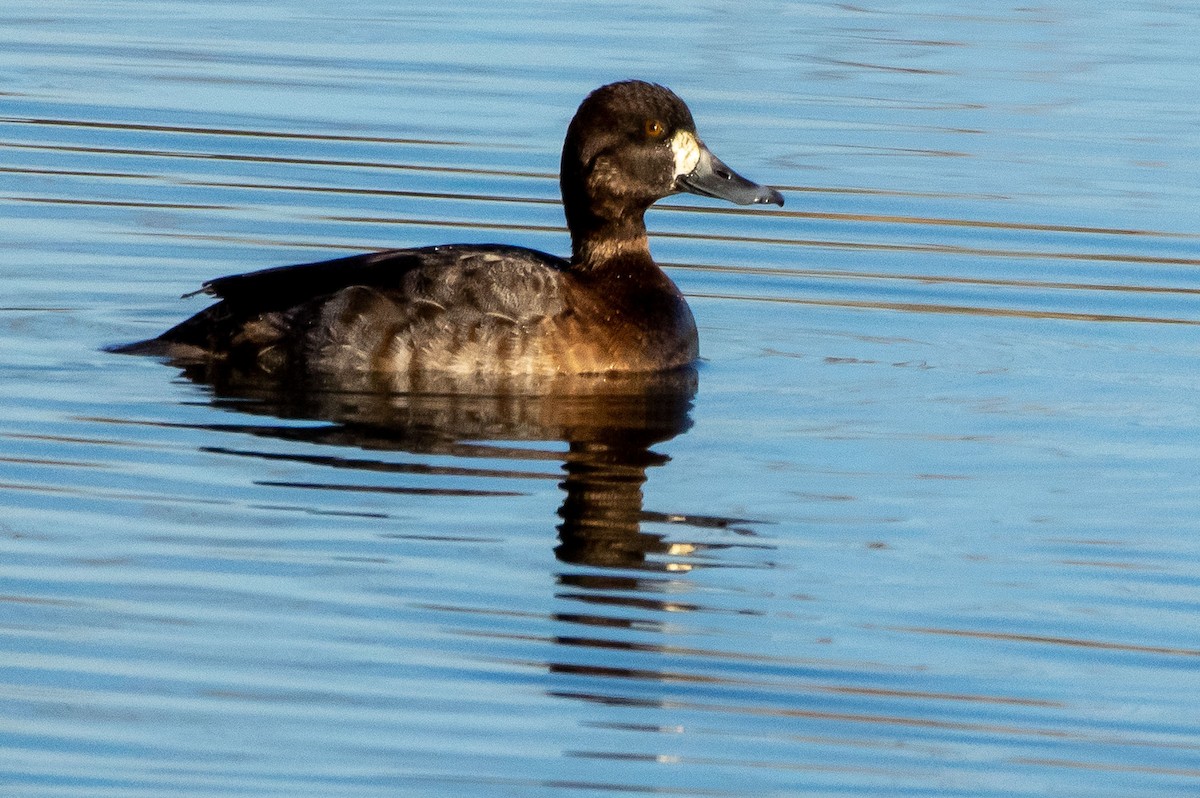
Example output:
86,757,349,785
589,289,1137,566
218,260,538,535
117,81,783,376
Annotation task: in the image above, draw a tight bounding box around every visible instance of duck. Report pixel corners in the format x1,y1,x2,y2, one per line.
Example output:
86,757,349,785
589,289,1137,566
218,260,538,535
114,80,783,377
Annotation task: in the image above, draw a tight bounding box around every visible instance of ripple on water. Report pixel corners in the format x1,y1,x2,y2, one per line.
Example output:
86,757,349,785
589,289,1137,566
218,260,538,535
3,3,1200,796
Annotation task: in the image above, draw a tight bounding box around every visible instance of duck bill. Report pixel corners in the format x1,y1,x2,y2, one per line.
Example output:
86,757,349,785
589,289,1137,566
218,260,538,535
675,143,784,207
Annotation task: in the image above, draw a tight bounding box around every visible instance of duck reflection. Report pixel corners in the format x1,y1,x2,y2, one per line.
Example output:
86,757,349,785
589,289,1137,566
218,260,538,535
170,361,751,572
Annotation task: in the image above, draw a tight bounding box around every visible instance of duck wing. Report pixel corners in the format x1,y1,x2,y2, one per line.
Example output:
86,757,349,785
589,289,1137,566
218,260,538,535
197,246,432,309
116,244,570,364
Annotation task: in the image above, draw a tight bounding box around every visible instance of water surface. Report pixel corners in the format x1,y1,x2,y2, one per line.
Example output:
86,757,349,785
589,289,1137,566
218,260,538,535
2,2,1199,796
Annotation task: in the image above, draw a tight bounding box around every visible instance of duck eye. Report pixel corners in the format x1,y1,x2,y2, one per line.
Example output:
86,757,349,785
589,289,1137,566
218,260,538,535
643,118,666,139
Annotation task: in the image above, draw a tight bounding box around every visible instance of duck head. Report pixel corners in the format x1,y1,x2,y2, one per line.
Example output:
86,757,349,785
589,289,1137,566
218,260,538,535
560,80,784,264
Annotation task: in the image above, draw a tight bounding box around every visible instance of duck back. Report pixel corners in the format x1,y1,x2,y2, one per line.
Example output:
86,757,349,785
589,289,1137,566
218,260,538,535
118,244,696,377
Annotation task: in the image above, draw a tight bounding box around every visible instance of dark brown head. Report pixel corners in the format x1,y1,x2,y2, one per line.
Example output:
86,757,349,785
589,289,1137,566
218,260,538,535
560,80,783,264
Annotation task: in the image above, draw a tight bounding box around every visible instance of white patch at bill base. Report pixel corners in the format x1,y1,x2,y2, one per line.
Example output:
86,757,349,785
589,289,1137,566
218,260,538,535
670,130,701,178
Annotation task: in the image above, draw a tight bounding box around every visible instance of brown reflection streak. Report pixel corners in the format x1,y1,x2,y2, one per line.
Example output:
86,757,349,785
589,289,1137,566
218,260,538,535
0,165,151,180
202,445,560,481
539,779,734,796
435,626,912,671
391,772,738,796
808,56,953,76
380,532,502,542
1,115,478,147
254,480,524,498
553,690,1081,740
568,749,907,777
830,143,970,158
672,261,1200,298
656,230,1200,267
893,626,1200,657
417,603,666,634
783,184,996,199
3,430,165,449
0,479,228,505
511,651,1061,707
4,195,233,211
84,414,568,463
556,591,751,616
664,202,1200,239
134,231,371,252
690,292,1200,326
194,181,560,207
771,209,1199,240
0,140,554,179
587,720,970,761
1012,758,1200,778
1059,559,1159,571
0,594,77,607
0,307,72,312
0,455,106,468
322,216,563,234
824,684,1059,707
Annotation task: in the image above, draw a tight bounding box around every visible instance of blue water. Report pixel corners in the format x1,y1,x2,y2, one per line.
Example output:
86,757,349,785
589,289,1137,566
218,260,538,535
2,2,1199,796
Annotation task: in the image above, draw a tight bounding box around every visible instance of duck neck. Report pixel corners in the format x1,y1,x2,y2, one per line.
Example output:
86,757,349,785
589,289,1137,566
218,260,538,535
567,207,654,271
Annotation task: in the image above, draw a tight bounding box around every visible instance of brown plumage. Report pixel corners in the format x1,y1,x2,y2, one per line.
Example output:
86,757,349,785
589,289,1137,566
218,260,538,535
112,81,783,379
